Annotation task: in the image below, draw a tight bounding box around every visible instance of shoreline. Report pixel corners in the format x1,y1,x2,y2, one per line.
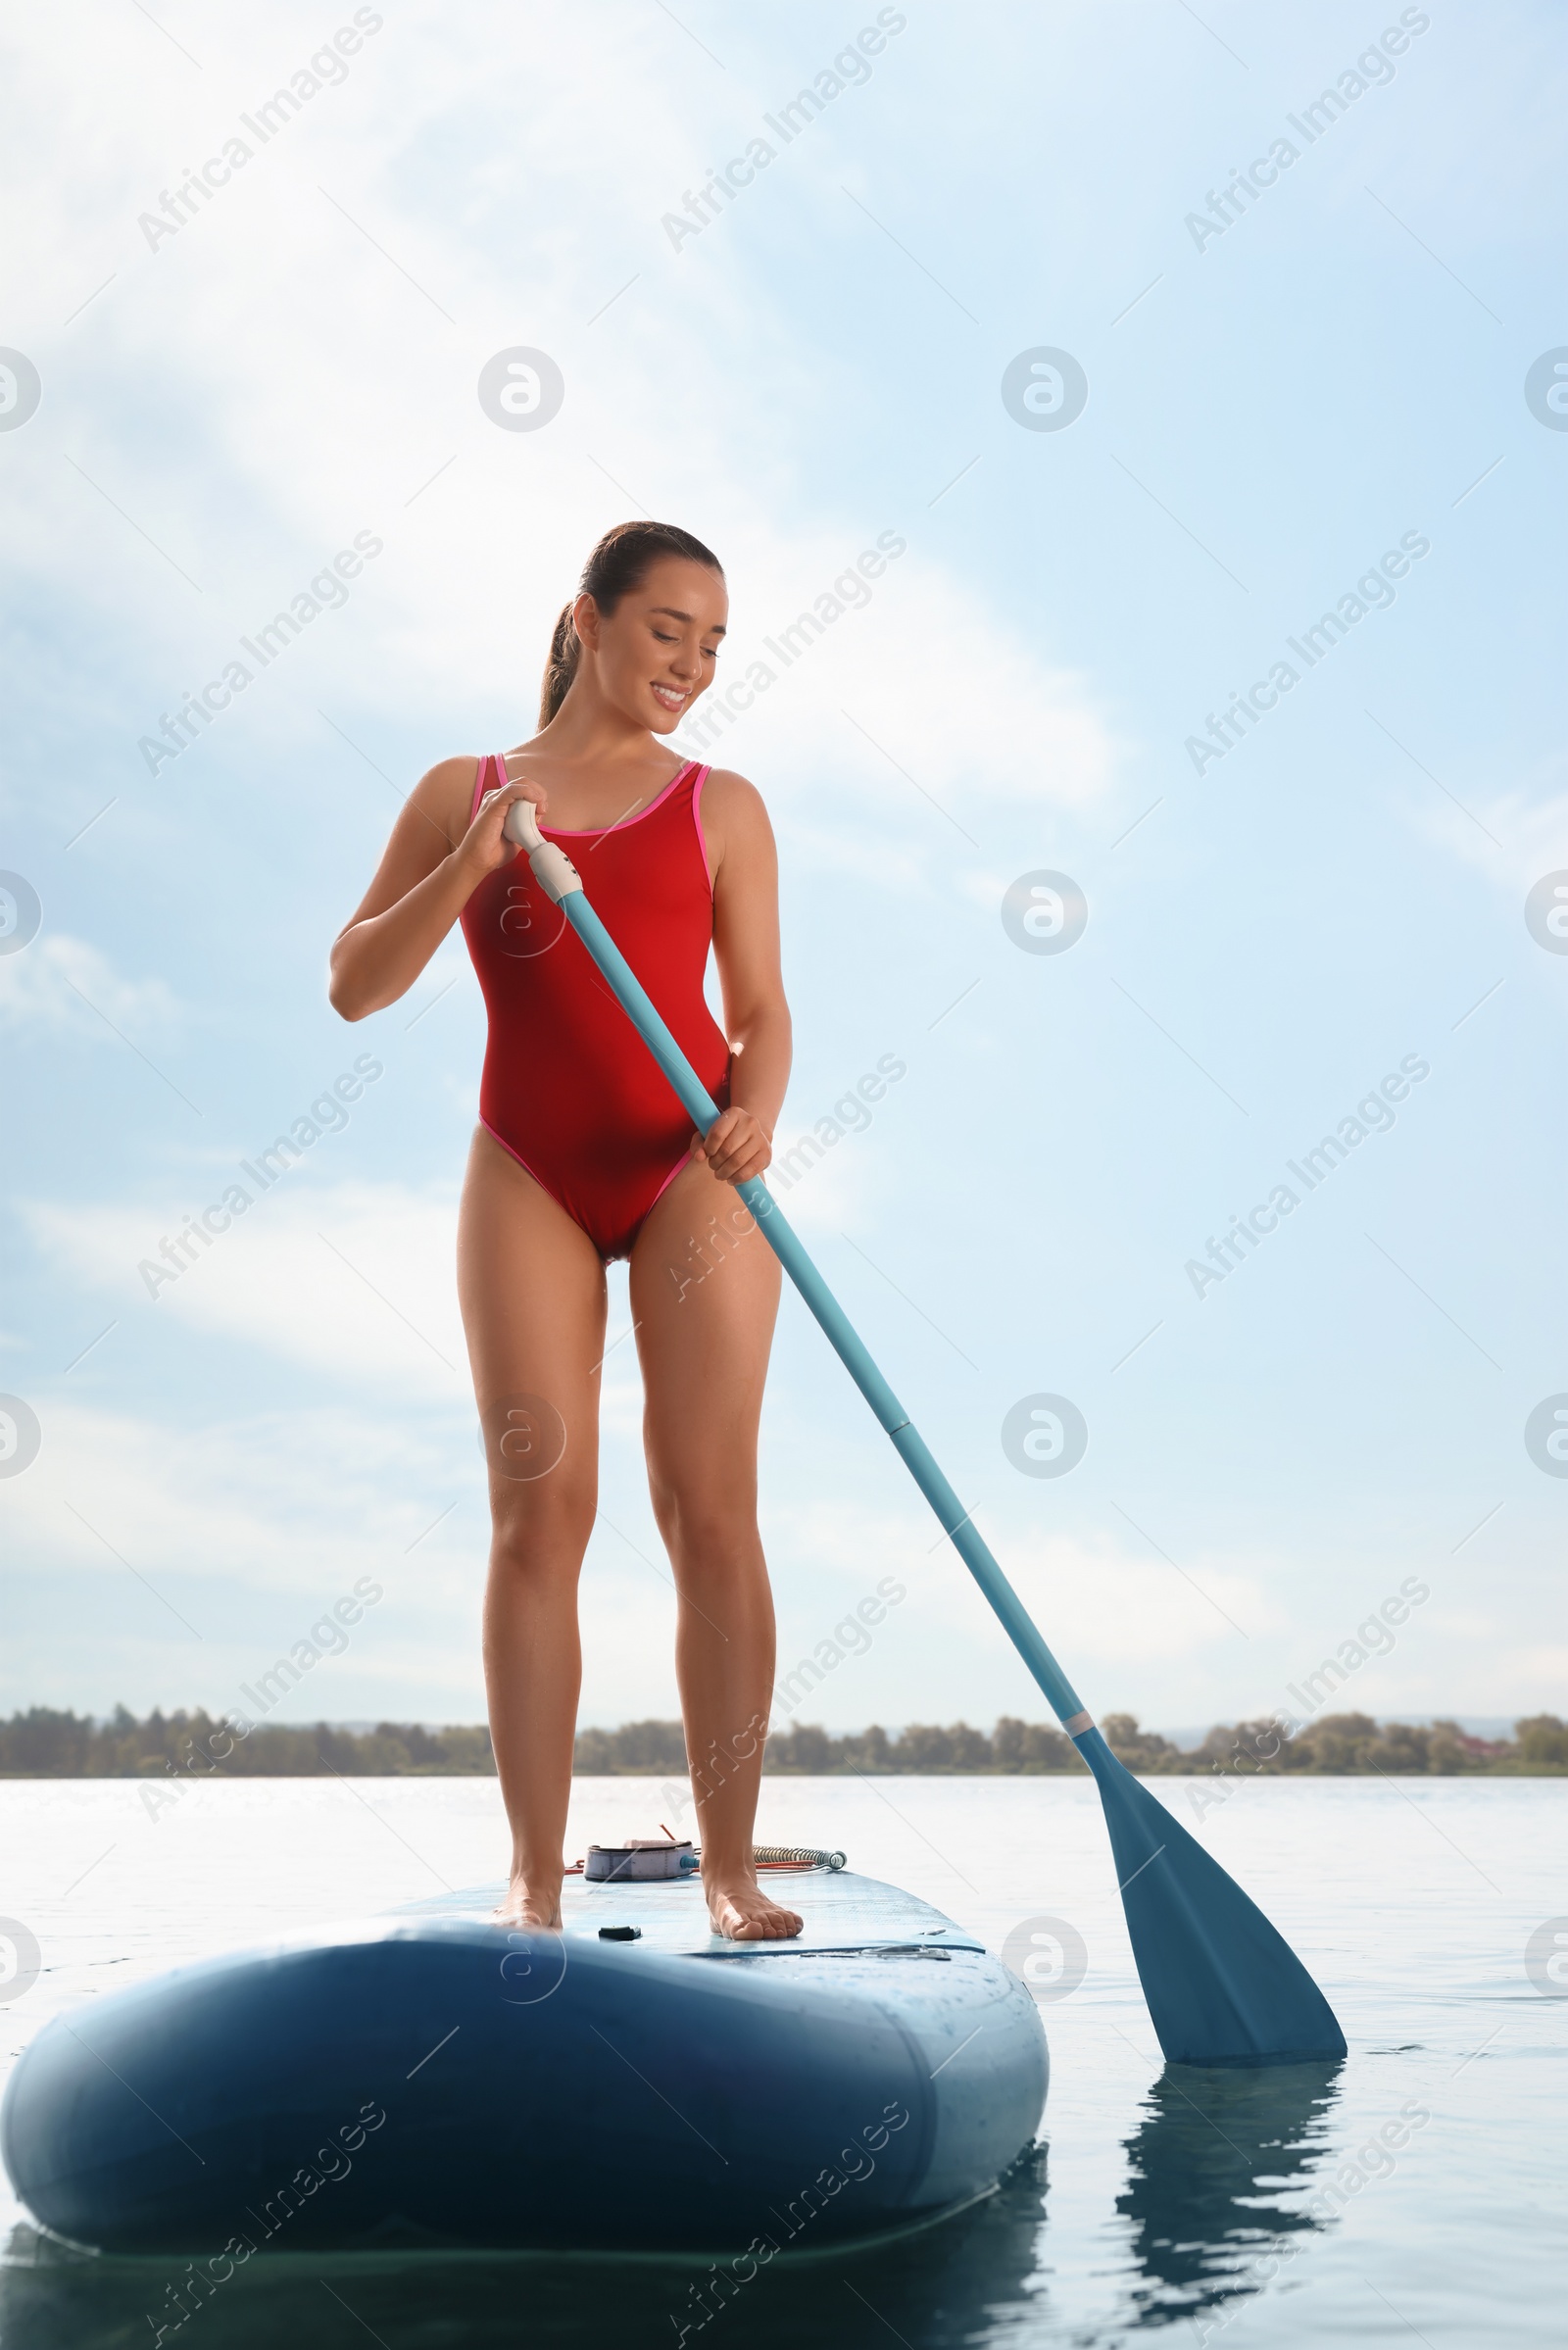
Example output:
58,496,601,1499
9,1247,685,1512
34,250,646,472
2,1707,1563,1781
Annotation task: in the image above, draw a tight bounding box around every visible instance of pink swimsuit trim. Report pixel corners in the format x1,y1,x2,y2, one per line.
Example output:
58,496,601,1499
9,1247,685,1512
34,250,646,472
693,764,714,891
469,755,705,835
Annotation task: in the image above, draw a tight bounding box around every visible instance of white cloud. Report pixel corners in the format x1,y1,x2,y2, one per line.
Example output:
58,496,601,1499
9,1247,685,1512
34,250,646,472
825,563,1120,808
936,1519,1282,1670
672,551,1121,820
25,1176,469,1395
776,810,936,899
767,1121,884,1235
3,8,1122,844
1404,754,1568,892
761,1493,1278,1670
0,935,184,1040
2,1397,474,1607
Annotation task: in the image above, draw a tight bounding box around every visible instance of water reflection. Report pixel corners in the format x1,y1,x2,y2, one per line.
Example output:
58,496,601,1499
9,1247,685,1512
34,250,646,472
0,2063,1347,2348
0,2159,1051,2350
1116,2059,1345,2330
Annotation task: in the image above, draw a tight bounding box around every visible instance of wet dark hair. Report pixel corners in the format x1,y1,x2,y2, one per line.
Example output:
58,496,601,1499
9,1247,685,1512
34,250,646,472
539,520,724,726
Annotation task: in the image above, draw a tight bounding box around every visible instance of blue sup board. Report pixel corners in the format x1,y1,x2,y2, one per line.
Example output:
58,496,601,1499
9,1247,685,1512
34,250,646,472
1,1868,1048,2255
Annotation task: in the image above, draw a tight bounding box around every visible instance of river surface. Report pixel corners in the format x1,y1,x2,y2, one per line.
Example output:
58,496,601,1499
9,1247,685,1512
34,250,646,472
0,1773,1561,2347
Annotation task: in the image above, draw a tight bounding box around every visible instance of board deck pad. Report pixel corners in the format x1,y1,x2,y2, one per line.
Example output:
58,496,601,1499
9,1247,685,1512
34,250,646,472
401,1867,986,1960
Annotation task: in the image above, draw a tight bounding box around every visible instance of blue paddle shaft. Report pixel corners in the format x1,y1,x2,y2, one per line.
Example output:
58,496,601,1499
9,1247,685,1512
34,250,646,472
559,889,1088,1730
526,832,1347,2064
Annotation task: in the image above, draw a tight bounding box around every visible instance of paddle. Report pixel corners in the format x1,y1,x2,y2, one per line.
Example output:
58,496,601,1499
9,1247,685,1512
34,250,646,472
504,800,1347,2066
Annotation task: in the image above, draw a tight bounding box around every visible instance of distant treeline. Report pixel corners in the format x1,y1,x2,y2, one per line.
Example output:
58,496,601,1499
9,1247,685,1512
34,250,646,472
1,1706,1564,1778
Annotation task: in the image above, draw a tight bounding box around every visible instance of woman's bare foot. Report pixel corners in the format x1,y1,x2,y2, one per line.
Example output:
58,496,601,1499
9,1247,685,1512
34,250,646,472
707,1876,804,1941
493,1874,563,1930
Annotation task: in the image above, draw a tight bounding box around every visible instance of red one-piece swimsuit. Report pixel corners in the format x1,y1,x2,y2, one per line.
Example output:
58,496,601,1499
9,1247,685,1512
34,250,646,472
460,754,731,1260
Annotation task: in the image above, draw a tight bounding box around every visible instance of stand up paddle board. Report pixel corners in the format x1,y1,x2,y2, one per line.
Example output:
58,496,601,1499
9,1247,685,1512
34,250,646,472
1,1867,1047,2255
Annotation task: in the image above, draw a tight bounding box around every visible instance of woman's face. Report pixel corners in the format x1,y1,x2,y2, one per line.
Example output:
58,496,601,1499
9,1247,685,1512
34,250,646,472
576,556,727,734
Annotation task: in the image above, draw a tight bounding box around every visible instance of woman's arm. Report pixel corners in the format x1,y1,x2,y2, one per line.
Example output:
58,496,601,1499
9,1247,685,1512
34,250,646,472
697,770,791,1184
328,759,545,1021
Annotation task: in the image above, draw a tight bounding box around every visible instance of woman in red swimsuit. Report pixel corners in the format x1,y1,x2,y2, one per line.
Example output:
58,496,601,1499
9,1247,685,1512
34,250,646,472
329,521,802,1941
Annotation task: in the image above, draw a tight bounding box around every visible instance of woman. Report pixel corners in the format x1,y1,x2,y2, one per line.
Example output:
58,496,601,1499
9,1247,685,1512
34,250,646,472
329,520,802,1941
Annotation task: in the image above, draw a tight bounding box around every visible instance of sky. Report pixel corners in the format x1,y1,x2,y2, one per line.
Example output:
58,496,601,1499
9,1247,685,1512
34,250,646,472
2,0,1566,1743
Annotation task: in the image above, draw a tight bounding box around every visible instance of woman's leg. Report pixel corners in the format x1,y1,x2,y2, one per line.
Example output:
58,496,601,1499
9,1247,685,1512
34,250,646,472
458,1127,608,1927
629,1159,801,1940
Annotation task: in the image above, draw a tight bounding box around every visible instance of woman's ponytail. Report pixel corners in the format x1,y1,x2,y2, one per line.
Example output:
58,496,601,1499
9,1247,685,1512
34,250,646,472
537,519,722,729
538,602,580,727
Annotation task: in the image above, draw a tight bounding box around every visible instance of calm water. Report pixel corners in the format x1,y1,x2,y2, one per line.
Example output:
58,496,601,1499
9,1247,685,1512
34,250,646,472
0,1774,1561,2347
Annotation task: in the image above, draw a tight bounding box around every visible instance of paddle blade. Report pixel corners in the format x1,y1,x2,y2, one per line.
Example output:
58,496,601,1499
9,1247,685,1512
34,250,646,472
1075,1729,1347,2066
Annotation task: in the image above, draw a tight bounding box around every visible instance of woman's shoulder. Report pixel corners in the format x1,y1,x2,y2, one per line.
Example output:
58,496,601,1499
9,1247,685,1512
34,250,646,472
408,753,491,841
697,765,769,824
417,751,491,789
697,765,774,877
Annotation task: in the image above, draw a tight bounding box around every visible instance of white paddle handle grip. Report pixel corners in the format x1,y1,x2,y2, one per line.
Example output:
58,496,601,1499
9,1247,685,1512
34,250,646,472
502,795,544,852
503,793,581,903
